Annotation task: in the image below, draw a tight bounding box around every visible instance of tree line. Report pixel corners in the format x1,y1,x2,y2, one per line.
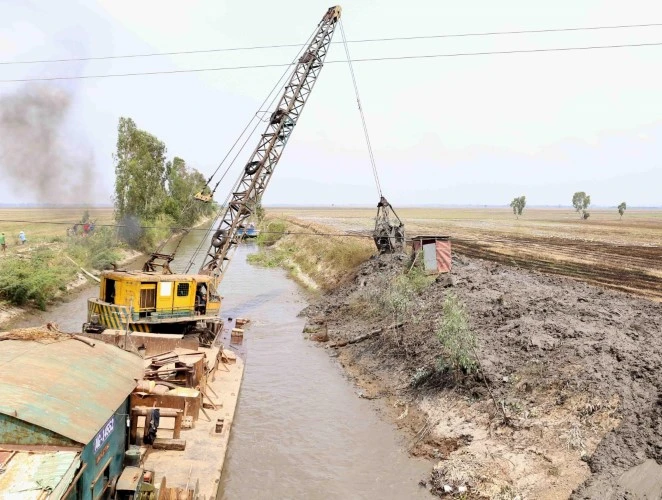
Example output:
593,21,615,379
113,117,216,249
510,192,627,220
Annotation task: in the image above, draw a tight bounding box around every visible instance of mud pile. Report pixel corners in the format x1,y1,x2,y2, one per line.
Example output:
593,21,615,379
302,253,662,498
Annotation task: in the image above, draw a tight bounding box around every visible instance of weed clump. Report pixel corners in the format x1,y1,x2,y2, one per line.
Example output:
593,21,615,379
436,293,477,374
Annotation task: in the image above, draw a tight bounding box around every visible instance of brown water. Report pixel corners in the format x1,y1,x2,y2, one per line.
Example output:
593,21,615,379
13,230,431,499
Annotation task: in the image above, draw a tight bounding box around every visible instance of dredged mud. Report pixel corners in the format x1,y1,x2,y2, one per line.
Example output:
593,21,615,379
302,253,662,498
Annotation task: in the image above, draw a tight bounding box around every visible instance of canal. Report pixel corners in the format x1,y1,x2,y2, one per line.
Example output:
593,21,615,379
13,228,430,499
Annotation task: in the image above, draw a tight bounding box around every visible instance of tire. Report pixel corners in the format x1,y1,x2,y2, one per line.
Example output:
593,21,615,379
245,161,260,175
211,229,228,248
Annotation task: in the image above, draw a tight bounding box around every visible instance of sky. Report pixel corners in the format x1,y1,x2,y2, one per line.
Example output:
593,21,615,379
0,0,661,207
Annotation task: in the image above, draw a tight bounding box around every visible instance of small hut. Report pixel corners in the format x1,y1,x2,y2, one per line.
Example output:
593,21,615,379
411,235,452,274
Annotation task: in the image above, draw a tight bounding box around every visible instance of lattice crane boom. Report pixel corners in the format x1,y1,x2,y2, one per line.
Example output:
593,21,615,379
199,6,342,287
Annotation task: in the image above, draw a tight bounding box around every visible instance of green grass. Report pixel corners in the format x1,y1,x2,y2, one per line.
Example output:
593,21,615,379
248,217,374,290
66,227,123,270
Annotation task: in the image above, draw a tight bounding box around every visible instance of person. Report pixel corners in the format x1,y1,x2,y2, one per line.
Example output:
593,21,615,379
195,284,207,314
0,232,5,253
18,231,26,245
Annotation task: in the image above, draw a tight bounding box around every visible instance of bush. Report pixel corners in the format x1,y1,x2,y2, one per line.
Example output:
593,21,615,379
0,250,77,309
436,293,477,374
66,227,122,270
256,219,287,246
360,263,430,321
138,214,175,252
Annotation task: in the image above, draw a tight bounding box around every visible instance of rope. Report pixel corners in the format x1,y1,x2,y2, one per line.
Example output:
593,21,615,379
339,20,382,197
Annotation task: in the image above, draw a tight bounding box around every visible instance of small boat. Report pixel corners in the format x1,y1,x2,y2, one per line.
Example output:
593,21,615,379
237,223,259,239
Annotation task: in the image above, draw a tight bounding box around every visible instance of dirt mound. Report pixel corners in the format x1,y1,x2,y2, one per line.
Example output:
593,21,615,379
302,253,662,498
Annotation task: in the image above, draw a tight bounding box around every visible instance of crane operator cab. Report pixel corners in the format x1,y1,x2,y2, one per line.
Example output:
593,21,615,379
85,270,222,340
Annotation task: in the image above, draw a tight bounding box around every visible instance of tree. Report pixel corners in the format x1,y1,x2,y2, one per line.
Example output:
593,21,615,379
163,156,214,227
510,196,526,219
113,117,168,222
572,191,591,220
112,117,215,249
618,202,627,219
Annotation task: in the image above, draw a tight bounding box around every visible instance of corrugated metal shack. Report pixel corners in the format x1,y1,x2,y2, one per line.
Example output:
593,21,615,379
411,235,452,274
0,327,143,499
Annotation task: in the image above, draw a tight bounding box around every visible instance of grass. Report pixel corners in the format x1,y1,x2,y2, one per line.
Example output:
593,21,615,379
0,207,124,309
247,216,374,290
0,207,115,245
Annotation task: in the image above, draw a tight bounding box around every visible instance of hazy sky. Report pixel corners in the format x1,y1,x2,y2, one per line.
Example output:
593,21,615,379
1,0,661,206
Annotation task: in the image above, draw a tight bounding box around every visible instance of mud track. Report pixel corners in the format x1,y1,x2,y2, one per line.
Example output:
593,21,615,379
452,236,662,301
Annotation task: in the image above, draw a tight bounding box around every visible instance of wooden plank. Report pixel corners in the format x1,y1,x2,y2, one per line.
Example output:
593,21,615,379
133,406,182,418
152,438,186,451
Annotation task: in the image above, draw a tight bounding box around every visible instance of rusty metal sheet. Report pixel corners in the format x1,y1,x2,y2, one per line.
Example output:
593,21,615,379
0,450,80,498
0,336,143,445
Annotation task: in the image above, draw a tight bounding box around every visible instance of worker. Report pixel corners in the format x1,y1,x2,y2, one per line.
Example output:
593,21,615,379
195,284,207,314
18,231,26,245
0,232,6,253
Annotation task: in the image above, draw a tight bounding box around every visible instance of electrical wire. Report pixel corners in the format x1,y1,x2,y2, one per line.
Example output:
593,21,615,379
339,19,382,197
0,218,379,239
3,22,662,65
3,41,661,83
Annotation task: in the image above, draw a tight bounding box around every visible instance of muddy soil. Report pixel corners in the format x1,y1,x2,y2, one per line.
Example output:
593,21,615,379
302,253,662,498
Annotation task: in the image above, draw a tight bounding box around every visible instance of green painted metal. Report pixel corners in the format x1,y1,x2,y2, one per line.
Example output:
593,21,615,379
0,414,77,446
0,337,143,445
78,401,130,500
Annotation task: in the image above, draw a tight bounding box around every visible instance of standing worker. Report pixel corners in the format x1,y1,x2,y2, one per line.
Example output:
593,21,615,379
18,231,26,245
0,232,6,253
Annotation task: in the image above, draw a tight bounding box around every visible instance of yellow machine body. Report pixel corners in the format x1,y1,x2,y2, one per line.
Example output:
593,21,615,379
87,270,221,334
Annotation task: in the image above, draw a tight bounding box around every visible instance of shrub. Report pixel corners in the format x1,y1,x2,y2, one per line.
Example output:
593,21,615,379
436,293,477,373
66,227,122,270
0,250,77,309
256,219,287,246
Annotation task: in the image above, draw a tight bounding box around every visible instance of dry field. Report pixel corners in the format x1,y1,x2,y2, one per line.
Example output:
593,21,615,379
271,207,662,300
0,207,115,247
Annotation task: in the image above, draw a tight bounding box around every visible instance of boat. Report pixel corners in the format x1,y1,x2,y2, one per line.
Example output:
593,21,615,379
237,222,259,239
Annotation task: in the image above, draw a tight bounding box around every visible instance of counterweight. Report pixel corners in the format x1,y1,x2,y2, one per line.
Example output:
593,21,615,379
199,6,342,287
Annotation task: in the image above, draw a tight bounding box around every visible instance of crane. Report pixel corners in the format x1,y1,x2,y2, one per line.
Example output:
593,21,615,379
197,6,342,290
83,6,344,345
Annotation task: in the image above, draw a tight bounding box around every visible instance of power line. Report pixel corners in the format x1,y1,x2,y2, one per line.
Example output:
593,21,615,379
0,218,375,239
2,40,662,83
2,22,662,66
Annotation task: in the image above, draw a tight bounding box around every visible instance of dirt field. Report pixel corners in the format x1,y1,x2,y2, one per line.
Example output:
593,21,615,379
271,207,662,300
301,252,662,498
0,207,114,246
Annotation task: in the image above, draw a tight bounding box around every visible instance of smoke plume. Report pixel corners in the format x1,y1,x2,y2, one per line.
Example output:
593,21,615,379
0,84,99,204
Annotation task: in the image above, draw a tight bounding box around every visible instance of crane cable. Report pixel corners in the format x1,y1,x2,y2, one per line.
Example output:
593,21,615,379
339,19,383,197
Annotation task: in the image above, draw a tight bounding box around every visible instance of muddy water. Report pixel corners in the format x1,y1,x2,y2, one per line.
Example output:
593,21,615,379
14,230,431,499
